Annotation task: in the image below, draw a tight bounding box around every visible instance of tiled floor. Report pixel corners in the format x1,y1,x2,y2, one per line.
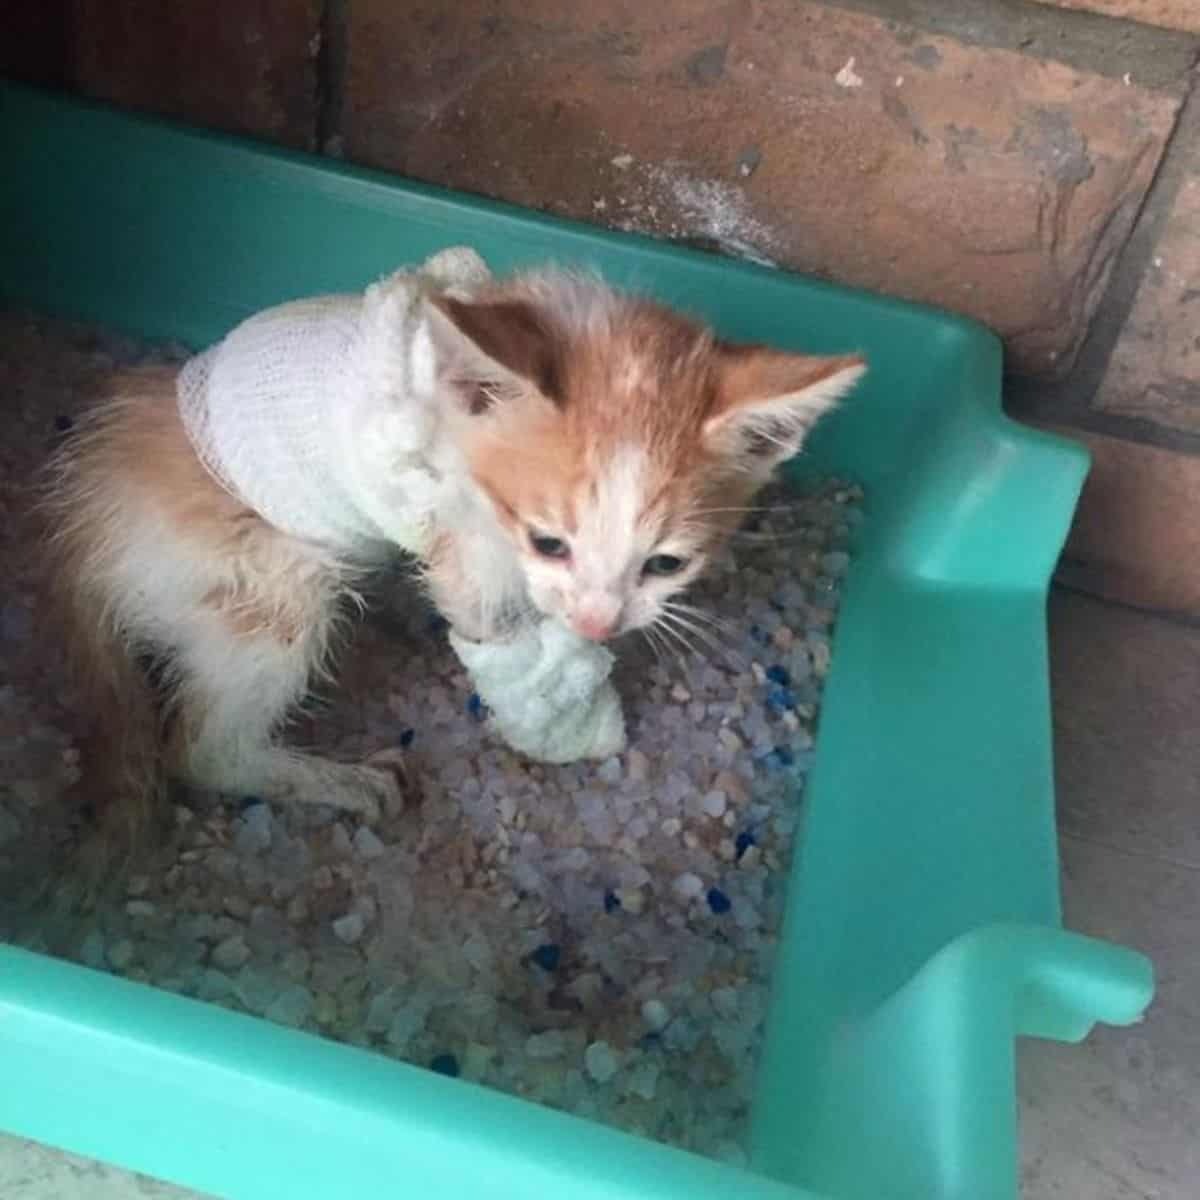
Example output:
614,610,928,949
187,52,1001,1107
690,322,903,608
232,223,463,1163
1019,590,1200,1200
3,589,1196,1198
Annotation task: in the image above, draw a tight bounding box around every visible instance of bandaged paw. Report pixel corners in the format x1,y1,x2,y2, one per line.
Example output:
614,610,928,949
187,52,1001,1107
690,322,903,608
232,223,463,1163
177,245,494,557
418,246,492,296
449,620,626,764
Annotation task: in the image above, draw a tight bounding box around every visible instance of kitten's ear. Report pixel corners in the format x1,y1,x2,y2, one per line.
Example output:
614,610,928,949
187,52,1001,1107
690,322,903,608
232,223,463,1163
704,346,865,470
425,294,562,414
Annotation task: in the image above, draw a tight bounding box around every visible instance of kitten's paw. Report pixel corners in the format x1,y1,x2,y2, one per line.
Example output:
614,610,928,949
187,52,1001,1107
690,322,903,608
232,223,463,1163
360,748,410,820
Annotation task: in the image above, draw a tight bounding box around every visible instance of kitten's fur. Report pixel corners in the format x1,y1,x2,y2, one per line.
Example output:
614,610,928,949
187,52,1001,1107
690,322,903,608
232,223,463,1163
43,270,863,869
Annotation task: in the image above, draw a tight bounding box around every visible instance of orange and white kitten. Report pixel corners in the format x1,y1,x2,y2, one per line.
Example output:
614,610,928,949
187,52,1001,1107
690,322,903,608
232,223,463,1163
44,268,864,853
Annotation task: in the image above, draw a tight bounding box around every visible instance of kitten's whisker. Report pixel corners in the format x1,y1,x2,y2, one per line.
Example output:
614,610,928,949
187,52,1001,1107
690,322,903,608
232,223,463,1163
664,599,734,631
687,504,795,519
660,610,725,660
652,617,699,675
642,617,674,664
727,528,818,545
659,605,745,671
639,625,668,672
660,625,697,677
663,600,738,644
663,618,732,655
656,611,719,669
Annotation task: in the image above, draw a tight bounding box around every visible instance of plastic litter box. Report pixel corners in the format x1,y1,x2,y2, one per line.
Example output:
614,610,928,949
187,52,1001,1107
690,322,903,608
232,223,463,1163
0,82,1153,1200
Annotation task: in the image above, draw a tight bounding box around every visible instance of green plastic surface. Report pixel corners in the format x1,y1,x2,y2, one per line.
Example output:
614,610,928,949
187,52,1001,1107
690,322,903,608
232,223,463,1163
0,82,1153,1200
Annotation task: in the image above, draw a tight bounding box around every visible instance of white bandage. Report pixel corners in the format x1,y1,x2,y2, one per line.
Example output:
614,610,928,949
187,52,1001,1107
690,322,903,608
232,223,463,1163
177,247,492,558
449,621,626,763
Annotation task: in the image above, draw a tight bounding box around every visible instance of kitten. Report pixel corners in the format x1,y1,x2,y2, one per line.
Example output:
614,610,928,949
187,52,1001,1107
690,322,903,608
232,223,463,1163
43,267,864,864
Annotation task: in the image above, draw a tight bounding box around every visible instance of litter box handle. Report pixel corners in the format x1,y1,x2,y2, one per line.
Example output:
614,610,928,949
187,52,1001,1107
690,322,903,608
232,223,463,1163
786,923,1152,1200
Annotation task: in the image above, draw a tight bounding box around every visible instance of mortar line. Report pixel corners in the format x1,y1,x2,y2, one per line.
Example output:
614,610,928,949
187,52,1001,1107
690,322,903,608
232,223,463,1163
1008,59,1200,450
820,0,1198,86
314,0,348,155
1058,831,1200,877
1051,581,1200,633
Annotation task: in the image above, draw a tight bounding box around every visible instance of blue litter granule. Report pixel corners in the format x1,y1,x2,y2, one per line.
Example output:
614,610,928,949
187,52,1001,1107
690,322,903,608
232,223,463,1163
238,795,263,812
399,728,415,748
765,664,791,686
706,887,732,915
603,890,621,914
749,624,770,645
734,830,756,859
466,693,487,720
430,1053,459,1077
763,746,795,771
531,943,561,972
766,686,797,713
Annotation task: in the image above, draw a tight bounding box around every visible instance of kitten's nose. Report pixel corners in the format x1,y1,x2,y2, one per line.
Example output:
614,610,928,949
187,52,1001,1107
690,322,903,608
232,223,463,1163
573,613,616,641
571,599,621,642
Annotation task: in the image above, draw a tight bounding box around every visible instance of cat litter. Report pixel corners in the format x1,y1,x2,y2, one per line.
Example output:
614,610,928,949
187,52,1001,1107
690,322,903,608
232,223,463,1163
0,309,860,1160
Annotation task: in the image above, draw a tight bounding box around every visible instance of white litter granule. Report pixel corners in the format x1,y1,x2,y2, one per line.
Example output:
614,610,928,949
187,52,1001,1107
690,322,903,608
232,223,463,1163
584,1040,620,1083
641,998,671,1032
673,872,705,901
331,912,367,945
211,935,251,971
353,826,386,861
0,310,862,1162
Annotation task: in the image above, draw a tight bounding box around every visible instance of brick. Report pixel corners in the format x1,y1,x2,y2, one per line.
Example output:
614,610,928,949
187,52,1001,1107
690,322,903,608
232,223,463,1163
1046,424,1200,616
1031,1,1200,34
69,0,320,148
340,1,1182,376
1093,170,1200,435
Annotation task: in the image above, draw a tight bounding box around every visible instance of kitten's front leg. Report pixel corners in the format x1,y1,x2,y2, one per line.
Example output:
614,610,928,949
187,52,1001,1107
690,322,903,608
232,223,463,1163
175,733,406,824
422,528,531,643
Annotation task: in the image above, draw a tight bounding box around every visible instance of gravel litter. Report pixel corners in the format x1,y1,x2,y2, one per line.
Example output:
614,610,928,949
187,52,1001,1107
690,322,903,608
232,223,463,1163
0,309,862,1160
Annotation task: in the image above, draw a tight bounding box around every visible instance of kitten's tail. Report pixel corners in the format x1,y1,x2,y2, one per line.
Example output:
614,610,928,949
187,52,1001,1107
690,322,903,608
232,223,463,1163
56,580,167,902
38,398,171,909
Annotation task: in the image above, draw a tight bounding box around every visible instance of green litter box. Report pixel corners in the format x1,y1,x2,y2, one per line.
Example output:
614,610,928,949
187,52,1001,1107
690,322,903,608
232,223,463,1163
0,82,1152,1200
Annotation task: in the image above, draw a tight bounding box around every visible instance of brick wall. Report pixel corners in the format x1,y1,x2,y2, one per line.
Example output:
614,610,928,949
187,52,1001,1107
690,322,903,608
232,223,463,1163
4,0,1199,617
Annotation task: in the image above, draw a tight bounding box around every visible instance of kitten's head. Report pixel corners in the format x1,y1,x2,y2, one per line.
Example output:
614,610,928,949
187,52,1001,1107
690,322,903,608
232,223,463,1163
425,272,864,642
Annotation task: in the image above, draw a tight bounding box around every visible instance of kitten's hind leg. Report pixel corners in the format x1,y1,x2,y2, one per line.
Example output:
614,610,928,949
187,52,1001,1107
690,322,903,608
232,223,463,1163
167,598,406,822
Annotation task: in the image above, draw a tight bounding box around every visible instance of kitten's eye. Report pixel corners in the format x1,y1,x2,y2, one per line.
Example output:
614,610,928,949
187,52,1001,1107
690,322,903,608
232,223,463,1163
643,553,689,577
529,531,570,560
